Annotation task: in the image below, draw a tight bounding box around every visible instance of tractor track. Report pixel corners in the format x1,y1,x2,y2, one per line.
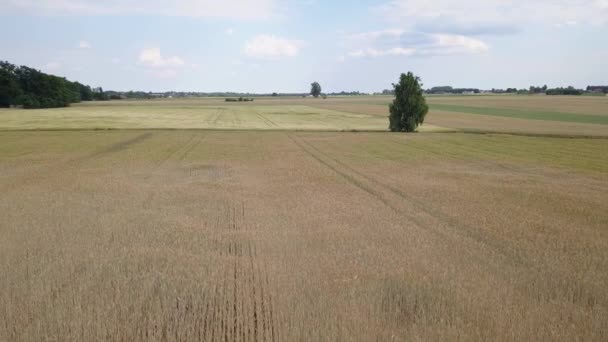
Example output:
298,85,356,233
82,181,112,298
253,110,279,128
286,133,529,267
0,132,155,192
288,134,608,312
202,199,278,341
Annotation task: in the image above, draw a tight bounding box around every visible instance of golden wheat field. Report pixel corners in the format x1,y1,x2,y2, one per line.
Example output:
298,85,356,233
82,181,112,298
1,129,607,341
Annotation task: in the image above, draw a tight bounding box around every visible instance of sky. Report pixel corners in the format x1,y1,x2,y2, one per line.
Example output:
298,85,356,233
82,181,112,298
1,0,607,93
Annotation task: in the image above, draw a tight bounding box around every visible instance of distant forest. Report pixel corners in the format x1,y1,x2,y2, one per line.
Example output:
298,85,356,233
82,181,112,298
0,61,106,109
380,85,608,96
2,60,606,109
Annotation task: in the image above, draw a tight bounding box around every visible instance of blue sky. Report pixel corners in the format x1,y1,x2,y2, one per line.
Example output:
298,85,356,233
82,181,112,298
2,0,607,92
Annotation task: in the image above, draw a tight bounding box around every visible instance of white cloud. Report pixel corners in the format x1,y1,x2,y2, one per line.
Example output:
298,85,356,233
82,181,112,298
6,0,277,20
434,34,489,54
226,28,234,35
78,40,91,49
346,31,488,59
348,47,416,58
138,48,184,68
244,35,302,60
377,0,608,31
349,29,406,41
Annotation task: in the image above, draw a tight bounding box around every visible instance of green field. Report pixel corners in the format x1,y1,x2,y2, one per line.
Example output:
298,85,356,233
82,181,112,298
428,103,608,125
0,98,442,132
1,95,606,136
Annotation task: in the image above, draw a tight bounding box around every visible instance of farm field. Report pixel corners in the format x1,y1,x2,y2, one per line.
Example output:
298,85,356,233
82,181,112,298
0,98,414,132
1,95,607,136
310,95,608,136
1,130,607,341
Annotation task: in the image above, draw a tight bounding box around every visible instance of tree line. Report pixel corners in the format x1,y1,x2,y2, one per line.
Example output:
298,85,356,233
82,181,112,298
586,86,608,94
0,61,106,109
425,86,480,94
421,85,601,96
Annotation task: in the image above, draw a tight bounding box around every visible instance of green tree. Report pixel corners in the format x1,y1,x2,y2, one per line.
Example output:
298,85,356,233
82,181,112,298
0,62,22,107
0,60,100,109
389,72,428,132
310,82,321,98
75,82,93,101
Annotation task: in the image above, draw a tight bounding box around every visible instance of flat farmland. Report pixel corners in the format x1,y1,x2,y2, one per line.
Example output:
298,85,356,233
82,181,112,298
0,98,441,132
2,95,606,136
1,131,607,341
308,95,608,136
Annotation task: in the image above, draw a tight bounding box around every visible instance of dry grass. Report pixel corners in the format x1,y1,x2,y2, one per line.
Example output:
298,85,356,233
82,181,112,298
1,130,607,341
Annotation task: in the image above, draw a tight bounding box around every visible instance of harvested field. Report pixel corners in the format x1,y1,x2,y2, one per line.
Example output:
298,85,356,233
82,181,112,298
1,131,607,341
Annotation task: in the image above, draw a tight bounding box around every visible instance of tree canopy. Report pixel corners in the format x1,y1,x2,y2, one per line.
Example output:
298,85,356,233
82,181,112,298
310,82,322,98
389,72,429,132
545,86,583,95
0,60,99,109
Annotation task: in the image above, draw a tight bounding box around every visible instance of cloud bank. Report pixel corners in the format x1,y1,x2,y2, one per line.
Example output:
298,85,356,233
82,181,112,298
346,30,488,59
244,35,302,60
377,0,608,33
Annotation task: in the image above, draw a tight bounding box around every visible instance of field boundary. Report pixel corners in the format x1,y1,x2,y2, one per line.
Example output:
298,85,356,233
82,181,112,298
2,127,607,139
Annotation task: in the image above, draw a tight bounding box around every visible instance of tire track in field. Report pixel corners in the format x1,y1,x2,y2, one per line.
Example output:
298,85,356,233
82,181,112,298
0,132,155,193
150,133,198,171
202,198,278,341
310,136,608,312
141,132,207,211
211,108,225,126
253,109,279,128
296,135,608,311
80,132,154,161
142,132,206,179
287,133,528,267
231,109,242,128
